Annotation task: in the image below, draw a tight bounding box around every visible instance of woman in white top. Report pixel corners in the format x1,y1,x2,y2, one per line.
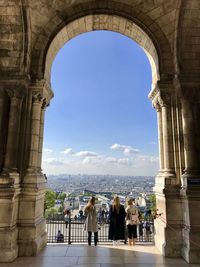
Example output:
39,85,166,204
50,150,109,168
125,198,139,246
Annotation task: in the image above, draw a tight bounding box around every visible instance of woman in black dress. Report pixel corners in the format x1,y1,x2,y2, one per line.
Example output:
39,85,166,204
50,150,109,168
108,195,126,245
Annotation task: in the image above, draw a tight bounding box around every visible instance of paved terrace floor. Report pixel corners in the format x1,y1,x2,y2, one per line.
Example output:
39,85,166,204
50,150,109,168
0,244,200,267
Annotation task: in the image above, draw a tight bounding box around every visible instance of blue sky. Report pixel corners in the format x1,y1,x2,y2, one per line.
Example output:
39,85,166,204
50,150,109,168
42,30,159,176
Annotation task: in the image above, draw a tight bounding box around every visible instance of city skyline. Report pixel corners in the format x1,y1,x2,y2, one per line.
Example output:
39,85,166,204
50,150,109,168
42,30,159,176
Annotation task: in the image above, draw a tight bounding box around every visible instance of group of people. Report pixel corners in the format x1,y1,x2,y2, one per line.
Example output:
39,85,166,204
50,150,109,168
84,195,140,246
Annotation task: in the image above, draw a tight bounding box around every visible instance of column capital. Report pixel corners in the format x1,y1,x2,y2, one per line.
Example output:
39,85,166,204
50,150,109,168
6,88,26,100
30,78,54,104
149,81,173,109
32,91,44,104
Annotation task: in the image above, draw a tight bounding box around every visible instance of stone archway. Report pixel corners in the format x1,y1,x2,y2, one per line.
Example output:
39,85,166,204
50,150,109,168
29,14,182,260
0,0,200,264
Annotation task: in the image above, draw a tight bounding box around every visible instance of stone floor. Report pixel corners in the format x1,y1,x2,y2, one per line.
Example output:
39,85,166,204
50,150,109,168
0,244,200,267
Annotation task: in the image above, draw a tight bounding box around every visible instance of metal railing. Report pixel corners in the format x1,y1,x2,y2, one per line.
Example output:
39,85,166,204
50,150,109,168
46,214,154,244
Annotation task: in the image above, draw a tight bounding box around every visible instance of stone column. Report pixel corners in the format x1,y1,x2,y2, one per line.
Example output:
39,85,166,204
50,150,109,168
18,90,47,257
160,97,175,176
0,88,24,262
155,103,164,173
2,90,23,182
37,101,47,172
181,96,200,263
0,90,5,172
27,92,43,173
181,100,198,173
150,82,182,258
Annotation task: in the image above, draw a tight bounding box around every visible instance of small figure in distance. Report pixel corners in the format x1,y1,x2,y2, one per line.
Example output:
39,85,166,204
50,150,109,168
108,195,126,245
44,173,47,182
56,230,64,242
64,209,71,228
84,196,98,246
79,209,83,221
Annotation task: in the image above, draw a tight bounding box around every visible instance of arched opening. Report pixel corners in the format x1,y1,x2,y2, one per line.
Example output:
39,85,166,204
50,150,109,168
44,15,160,90
20,14,182,260
43,30,158,177
34,14,183,261
1,2,200,264
1,12,191,263
41,13,167,251
42,30,158,245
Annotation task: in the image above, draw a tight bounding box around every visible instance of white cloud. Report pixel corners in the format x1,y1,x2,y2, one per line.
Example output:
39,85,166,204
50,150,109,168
118,158,131,165
43,157,65,166
82,156,99,165
42,146,159,176
110,143,140,156
105,157,118,164
61,148,74,155
138,155,159,163
43,148,53,154
60,147,74,155
76,151,98,158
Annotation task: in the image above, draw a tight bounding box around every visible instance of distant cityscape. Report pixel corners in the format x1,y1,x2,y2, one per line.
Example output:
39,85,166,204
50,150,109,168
45,174,155,219
46,174,155,197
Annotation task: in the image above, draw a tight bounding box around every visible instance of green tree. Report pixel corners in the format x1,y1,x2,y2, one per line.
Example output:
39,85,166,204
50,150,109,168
58,205,64,213
57,192,66,201
46,207,58,217
149,194,156,213
44,189,56,214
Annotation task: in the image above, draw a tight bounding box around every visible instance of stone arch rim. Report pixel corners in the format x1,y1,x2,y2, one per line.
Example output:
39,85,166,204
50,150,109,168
41,13,163,90
40,9,162,67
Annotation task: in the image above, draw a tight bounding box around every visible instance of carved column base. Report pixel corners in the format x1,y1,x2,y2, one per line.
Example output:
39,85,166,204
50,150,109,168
154,219,182,257
181,174,200,263
154,173,182,258
0,186,20,262
0,227,18,262
18,172,47,256
181,227,200,263
18,217,47,256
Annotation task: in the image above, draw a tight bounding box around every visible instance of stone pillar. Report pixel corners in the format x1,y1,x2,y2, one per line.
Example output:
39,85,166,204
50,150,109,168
181,100,198,173
149,82,182,258
27,93,43,172
2,90,23,183
156,105,164,173
0,90,6,172
18,90,47,257
160,99,175,175
0,88,24,262
181,96,200,263
37,101,47,172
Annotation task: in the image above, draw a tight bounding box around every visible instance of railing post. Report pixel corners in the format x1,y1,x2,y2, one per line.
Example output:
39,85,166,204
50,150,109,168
68,216,71,244
124,223,127,244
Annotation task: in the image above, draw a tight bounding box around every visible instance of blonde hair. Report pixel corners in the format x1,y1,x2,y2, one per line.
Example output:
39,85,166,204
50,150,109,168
112,195,120,214
85,196,95,211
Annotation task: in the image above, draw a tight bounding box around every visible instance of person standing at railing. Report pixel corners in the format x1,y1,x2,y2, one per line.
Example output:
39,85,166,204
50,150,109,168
108,195,126,245
84,196,98,246
125,198,140,246
64,209,71,228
